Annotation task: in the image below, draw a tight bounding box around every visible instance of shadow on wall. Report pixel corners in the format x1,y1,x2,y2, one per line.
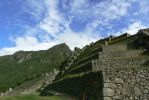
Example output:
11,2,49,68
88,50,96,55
143,60,149,66
40,72,104,100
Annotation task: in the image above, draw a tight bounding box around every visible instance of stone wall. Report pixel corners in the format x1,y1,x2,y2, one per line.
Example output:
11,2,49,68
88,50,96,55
92,57,149,71
42,31,149,100
41,72,104,100
99,50,144,59
62,47,82,71
90,39,149,100
102,68,149,100
101,45,127,53
92,56,149,99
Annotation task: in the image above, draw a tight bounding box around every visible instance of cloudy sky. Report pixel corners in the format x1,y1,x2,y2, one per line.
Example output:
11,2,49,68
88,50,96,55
0,0,149,56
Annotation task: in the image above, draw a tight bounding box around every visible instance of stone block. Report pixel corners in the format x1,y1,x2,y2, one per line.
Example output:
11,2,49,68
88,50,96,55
103,88,114,96
143,89,148,94
134,87,142,96
112,95,123,100
104,79,111,83
114,78,124,83
104,97,112,100
115,89,122,95
130,96,134,100
122,85,134,96
104,82,116,88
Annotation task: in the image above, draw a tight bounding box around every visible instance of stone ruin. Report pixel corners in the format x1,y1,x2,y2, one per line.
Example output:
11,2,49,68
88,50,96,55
59,47,83,73
92,44,148,100
2,29,148,100
43,29,149,100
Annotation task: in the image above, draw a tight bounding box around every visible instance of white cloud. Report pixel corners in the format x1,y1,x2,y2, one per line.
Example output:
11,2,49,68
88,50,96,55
0,0,148,56
0,30,99,56
15,37,38,47
139,0,149,14
38,0,66,37
56,28,100,49
130,0,149,16
0,0,101,56
97,0,131,20
69,0,131,22
22,0,46,21
37,0,102,49
0,36,57,56
114,22,147,36
124,22,147,34
64,0,132,34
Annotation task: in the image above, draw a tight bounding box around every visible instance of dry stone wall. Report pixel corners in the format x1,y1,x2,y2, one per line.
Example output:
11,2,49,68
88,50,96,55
102,68,149,100
102,45,127,53
42,31,149,100
92,57,149,71
99,50,144,59
92,43,149,100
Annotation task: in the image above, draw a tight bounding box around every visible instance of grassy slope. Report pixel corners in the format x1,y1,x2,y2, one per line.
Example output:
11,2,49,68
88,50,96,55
0,43,72,92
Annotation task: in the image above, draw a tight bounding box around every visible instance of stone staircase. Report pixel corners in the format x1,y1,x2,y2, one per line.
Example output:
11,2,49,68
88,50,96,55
92,44,148,72
91,44,149,100
45,30,149,100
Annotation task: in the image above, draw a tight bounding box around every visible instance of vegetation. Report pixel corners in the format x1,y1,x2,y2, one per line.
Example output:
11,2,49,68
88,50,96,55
0,43,71,92
0,30,148,99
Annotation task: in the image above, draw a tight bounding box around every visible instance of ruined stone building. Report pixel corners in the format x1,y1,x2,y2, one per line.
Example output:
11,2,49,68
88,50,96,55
43,29,149,100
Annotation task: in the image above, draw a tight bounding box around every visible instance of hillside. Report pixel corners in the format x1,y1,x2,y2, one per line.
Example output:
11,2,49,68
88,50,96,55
41,29,149,100
0,29,149,100
0,43,72,93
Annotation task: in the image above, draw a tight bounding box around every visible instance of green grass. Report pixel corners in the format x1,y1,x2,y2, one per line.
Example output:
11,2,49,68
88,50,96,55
0,95,74,100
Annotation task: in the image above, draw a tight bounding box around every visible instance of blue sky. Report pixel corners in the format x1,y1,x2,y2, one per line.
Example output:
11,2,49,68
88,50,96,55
0,0,149,56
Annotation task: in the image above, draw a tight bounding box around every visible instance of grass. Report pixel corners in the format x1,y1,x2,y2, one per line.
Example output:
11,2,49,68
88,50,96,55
0,95,75,100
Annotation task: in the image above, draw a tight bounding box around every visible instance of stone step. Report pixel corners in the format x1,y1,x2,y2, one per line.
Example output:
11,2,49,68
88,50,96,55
101,44,127,53
99,50,144,59
55,61,92,81
92,57,149,72
71,52,99,68
64,44,102,70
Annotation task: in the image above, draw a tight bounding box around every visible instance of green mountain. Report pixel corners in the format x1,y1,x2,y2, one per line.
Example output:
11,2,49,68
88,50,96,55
0,43,72,92
0,29,149,100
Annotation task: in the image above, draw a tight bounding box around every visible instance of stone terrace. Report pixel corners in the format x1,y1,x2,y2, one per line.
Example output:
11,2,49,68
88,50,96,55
43,29,149,100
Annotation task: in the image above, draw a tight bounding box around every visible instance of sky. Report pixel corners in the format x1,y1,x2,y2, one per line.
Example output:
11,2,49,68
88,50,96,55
0,0,149,56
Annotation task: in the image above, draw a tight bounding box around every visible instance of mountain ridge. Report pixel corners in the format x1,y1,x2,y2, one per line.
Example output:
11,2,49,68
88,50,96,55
0,43,72,93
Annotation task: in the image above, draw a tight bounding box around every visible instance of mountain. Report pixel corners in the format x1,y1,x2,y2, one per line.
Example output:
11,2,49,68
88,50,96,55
0,43,72,92
41,29,149,100
0,29,149,100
